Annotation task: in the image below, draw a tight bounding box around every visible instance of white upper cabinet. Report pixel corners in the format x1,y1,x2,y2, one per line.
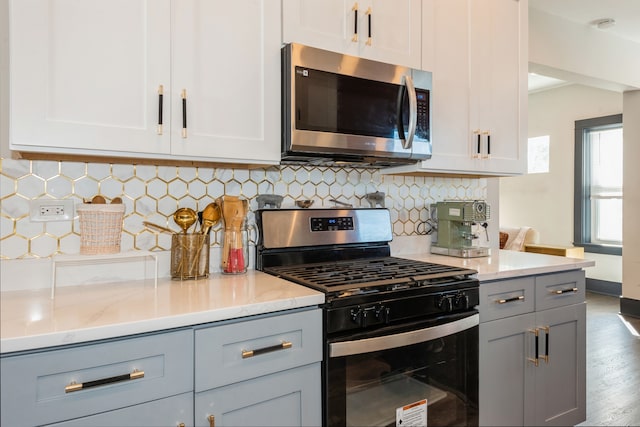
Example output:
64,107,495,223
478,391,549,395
386,0,528,176
9,0,172,156
9,0,281,165
282,0,422,69
170,1,280,164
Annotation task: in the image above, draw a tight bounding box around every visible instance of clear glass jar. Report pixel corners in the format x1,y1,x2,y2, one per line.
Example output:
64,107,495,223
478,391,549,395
221,224,248,274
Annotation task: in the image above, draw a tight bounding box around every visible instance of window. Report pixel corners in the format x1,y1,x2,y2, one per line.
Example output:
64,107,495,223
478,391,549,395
574,114,623,255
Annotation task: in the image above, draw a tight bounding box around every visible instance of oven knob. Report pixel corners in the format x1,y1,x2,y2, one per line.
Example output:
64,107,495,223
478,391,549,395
455,292,470,309
375,305,391,323
437,295,454,312
350,307,364,326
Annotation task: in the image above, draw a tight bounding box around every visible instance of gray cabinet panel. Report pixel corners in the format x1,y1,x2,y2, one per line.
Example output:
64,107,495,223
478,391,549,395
46,392,193,427
479,313,536,426
534,302,586,426
195,362,321,427
1,330,193,427
194,308,322,391
535,270,585,311
480,276,535,322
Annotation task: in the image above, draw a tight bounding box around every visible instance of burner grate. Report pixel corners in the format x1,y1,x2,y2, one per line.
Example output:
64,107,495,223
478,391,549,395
265,257,476,292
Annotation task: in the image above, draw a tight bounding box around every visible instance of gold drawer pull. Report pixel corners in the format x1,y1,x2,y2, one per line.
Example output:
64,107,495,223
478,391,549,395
242,341,293,359
208,415,215,427
552,287,578,295
65,369,144,393
497,295,524,304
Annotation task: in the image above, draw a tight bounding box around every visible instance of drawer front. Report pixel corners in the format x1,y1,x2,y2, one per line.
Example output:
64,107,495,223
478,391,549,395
1,329,193,427
195,308,322,392
47,392,193,427
535,270,586,311
480,277,535,322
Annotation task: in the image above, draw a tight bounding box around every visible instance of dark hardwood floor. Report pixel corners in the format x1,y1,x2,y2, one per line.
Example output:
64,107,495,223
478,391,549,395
578,292,640,426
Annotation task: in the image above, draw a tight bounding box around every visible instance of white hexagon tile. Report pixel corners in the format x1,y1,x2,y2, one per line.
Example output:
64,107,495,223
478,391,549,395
0,158,486,259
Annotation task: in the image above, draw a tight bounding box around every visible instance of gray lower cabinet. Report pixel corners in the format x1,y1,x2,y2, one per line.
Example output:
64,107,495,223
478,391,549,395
479,270,586,426
0,329,194,427
194,308,323,427
1,307,322,427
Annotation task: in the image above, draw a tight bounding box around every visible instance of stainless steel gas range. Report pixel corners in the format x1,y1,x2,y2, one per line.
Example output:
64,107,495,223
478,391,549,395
256,208,479,427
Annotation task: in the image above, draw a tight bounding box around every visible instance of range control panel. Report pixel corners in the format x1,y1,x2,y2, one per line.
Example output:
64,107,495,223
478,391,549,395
311,216,354,231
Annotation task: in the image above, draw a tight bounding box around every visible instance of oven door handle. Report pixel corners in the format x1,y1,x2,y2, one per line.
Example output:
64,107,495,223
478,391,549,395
329,313,479,358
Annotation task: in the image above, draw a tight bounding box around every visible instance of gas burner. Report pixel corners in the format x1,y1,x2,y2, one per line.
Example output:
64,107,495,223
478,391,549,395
264,257,476,296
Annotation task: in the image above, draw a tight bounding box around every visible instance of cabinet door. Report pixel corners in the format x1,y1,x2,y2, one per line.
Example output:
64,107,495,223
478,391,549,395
170,0,280,164
422,0,476,174
479,313,536,426
282,0,358,57
9,0,171,156
468,0,527,175
534,303,586,426
282,0,421,68
195,363,321,427
46,392,193,427
394,0,526,176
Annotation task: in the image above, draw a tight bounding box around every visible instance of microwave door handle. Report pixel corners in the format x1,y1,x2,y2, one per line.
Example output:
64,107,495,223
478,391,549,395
401,75,417,150
396,84,407,145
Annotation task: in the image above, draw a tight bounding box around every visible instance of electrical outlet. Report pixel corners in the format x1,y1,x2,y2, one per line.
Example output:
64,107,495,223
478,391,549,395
30,199,74,222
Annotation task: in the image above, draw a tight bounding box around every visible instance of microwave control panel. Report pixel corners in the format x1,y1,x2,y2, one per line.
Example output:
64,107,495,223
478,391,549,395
416,89,430,139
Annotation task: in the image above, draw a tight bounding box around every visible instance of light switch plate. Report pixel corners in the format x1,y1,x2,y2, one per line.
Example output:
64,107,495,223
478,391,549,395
29,199,74,222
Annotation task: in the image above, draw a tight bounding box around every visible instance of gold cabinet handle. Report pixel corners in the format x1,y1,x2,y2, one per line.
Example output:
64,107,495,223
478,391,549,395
242,341,293,359
497,295,524,304
181,89,188,138
178,423,186,427
365,7,372,46
351,3,359,42
472,129,482,158
157,85,164,135
482,131,491,158
552,287,578,295
65,369,144,393
208,414,215,427
541,325,550,363
527,328,539,367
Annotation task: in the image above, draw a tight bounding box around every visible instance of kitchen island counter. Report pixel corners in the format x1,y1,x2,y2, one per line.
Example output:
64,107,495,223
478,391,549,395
400,249,595,281
1,271,324,354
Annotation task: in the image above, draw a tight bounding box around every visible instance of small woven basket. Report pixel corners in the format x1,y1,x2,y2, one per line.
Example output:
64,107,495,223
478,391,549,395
77,204,125,255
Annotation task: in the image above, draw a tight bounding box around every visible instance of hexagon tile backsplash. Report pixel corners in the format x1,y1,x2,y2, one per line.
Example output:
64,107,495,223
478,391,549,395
0,157,487,259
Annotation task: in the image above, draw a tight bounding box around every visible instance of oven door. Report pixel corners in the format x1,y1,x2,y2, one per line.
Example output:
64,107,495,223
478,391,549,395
325,311,478,427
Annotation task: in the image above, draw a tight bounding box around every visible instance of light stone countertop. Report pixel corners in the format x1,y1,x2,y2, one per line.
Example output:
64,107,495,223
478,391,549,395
400,249,595,281
0,271,324,354
0,249,594,355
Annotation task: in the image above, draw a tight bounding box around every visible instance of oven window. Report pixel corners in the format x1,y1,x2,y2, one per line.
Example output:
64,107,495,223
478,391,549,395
326,323,478,427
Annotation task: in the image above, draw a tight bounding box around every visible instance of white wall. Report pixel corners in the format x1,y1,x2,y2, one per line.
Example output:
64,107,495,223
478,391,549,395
623,90,640,300
500,84,623,282
529,8,640,92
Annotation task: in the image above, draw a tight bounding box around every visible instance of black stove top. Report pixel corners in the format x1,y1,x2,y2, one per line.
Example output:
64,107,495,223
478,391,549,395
263,256,476,296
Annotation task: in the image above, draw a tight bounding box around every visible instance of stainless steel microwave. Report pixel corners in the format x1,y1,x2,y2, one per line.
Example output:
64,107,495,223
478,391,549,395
281,43,432,167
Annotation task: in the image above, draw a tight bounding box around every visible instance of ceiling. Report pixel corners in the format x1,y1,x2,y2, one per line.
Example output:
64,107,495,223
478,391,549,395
528,0,640,92
529,0,640,43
